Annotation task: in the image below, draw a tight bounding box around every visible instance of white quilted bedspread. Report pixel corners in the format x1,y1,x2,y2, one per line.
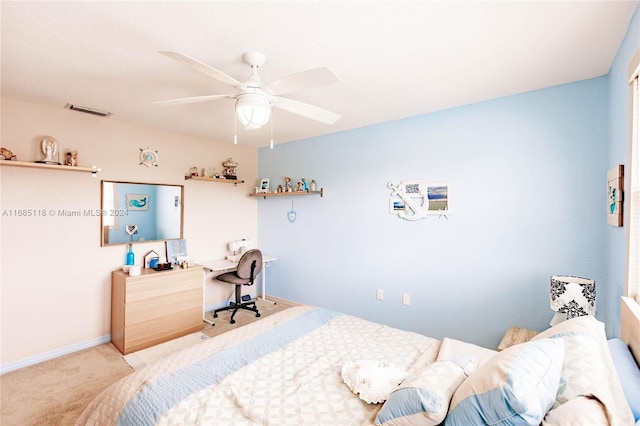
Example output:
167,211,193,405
77,306,440,426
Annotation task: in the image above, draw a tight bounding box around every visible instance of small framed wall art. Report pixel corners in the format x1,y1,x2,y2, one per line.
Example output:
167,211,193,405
126,194,149,211
607,164,623,227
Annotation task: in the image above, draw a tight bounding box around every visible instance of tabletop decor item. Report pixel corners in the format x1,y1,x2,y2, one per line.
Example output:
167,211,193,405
36,136,60,164
125,244,135,266
166,239,188,265
144,250,160,269
256,178,270,194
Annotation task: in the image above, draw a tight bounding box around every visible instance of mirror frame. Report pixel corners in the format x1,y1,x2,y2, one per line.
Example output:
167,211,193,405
100,180,184,247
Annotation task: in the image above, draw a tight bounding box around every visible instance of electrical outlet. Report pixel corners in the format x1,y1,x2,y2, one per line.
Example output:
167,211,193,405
377,289,384,300
402,293,410,305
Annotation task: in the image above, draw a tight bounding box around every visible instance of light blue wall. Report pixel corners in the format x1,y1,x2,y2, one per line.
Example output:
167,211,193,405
606,6,640,337
258,77,609,348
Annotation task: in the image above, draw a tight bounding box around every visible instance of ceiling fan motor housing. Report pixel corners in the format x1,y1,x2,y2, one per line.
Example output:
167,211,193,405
242,51,266,68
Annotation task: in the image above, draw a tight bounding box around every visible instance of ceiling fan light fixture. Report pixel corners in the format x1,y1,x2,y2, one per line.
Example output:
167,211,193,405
236,93,271,130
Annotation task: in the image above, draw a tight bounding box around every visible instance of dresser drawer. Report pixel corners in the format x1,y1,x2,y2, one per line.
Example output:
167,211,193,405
124,306,203,354
126,287,202,324
125,268,202,303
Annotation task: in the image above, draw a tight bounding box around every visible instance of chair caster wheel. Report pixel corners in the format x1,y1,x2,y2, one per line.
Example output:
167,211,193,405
213,313,218,318
256,313,261,317
230,319,236,324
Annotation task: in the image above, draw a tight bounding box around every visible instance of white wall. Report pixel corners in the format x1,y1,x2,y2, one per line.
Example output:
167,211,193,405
0,97,259,369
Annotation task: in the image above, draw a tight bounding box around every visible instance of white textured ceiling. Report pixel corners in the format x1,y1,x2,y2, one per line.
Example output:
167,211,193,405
1,1,638,148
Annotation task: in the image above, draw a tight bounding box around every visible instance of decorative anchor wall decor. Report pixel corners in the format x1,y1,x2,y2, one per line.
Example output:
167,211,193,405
388,179,451,221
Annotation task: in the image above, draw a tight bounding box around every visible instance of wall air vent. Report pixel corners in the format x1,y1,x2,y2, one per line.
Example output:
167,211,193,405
64,103,112,117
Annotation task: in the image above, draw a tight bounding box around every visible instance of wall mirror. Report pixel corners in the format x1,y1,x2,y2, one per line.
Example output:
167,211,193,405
100,180,184,246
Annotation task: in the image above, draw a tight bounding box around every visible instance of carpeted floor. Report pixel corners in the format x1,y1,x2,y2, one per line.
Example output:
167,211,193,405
0,297,295,426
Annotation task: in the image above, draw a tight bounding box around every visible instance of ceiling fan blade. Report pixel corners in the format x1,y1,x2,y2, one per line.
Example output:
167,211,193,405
265,67,339,95
158,51,245,88
153,94,235,106
272,96,340,125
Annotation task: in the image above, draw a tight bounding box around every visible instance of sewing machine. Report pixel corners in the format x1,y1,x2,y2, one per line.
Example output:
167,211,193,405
226,239,255,262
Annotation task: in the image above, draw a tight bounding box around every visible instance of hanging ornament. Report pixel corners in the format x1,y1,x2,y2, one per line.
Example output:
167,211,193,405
287,200,297,223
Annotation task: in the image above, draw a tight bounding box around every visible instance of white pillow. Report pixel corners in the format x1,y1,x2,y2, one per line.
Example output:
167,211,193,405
341,360,406,404
437,337,497,369
531,315,635,425
446,338,564,426
542,396,609,425
375,358,475,426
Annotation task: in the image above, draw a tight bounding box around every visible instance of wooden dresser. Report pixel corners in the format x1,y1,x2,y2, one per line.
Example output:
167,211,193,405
111,266,204,355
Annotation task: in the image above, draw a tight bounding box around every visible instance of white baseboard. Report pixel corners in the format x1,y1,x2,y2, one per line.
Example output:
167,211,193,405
1,334,111,375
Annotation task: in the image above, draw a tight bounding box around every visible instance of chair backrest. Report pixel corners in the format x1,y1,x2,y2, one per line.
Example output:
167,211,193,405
236,249,263,282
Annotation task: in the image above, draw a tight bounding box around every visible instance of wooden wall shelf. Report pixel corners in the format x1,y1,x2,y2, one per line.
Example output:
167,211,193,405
0,160,101,176
184,176,244,186
250,188,324,199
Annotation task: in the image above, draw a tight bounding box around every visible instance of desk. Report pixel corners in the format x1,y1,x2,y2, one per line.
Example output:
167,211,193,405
200,255,277,301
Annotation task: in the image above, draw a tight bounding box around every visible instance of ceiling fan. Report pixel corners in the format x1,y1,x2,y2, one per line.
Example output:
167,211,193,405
154,51,341,136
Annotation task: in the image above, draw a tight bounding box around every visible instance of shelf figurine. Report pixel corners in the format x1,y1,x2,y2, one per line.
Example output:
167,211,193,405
65,151,78,167
0,147,17,161
222,158,238,180
37,136,60,165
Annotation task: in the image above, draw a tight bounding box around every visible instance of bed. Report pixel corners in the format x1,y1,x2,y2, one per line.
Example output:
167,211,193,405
77,300,640,426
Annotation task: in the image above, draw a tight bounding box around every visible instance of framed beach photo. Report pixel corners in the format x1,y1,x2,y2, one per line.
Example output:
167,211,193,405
426,183,451,214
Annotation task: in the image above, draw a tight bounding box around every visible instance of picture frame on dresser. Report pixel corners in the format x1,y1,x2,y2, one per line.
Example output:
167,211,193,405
166,239,187,265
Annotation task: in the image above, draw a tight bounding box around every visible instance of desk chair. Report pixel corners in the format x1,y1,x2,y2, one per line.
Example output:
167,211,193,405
213,249,262,324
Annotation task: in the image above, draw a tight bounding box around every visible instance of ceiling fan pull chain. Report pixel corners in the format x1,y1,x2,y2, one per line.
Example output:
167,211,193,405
234,109,238,145
270,113,274,149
